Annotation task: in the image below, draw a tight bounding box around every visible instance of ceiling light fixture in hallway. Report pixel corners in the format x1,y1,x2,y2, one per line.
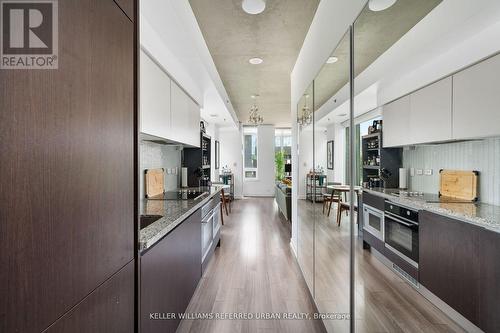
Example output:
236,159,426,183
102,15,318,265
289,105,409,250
368,0,397,12
249,57,263,65
242,0,266,14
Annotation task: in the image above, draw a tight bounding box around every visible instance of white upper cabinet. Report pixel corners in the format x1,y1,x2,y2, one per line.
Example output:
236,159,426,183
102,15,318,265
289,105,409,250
409,77,452,144
140,50,200,147
382,95,411,147
453,53,500,140
170,81,200,147
140,50,171,139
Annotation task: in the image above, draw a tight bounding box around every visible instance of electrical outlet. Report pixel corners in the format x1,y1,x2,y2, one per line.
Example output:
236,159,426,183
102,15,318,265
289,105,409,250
424,169,433,176
416,169,423,175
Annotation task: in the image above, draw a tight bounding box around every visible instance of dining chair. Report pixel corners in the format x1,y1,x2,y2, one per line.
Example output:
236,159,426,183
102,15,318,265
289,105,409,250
336,193,359,226
323,182,342,217
212,182,229,225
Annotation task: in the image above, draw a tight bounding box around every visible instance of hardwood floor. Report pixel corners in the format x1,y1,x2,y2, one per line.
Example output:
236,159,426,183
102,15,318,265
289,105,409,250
177,197,326,333
179,198,465,333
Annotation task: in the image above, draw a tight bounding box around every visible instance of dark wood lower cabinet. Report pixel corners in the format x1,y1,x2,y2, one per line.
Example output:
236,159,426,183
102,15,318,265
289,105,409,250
419,211,481,325
479,229,500,332
45,261,135,333
141,209,202,333
420,210,500,331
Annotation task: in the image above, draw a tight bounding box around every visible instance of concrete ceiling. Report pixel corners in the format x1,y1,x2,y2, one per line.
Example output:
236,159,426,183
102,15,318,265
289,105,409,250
313,0,442,112
189,0,320,127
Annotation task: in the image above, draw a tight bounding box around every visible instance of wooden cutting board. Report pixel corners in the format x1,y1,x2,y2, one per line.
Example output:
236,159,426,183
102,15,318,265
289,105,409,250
439,169,478,201
145,168,165,198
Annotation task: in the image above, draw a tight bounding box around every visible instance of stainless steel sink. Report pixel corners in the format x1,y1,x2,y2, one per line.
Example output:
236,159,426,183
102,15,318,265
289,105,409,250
140,215,162,229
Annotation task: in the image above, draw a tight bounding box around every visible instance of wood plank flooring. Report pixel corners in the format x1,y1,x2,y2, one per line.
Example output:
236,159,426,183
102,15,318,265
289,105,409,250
177,197,326,333
178,198,465,333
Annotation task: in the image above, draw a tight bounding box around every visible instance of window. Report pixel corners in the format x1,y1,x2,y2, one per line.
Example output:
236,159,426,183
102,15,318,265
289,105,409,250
275,128,292,162
275,128,292,180
243,126,258,180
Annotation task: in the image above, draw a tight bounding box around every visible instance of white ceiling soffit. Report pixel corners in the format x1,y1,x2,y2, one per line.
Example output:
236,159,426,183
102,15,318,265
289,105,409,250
189,0,320,128
140,0,239,128
316,0,500,125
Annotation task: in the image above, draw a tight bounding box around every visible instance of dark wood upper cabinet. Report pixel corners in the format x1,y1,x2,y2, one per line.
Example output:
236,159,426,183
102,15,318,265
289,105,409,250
0,0,134,332
114,0,134,21
141,209,202,333
46,261,135,333
419,211,481,325
479,229,500,332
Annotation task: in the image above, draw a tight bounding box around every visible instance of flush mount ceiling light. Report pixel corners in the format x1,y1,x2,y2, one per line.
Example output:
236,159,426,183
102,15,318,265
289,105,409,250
249,57,263,65
242,0,266,14
338,113,347,117
368,0,397,11
326,56,338,64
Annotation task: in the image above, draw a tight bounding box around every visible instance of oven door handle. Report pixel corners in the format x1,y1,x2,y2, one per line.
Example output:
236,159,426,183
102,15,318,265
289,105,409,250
385,215,416,228
385,211,418,226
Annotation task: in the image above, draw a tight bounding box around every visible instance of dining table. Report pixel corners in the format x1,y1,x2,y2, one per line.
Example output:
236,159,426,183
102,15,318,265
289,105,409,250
326,185,362,200
325,185,363,225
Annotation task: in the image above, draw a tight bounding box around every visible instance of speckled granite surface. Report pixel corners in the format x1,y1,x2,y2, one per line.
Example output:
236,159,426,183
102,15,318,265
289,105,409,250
364,188,500,233
139,186,223,251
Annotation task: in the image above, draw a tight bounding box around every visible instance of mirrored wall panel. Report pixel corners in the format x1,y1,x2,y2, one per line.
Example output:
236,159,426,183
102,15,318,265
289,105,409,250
313,30,352,332
297,83,315,294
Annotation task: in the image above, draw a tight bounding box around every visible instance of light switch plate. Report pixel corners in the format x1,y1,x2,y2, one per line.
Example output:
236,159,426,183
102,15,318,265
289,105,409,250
410,168,415,177
416,169,423,175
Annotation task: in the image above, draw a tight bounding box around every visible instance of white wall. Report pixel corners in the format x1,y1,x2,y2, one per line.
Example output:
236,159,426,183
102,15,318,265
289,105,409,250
219,127,243,199
243,125,276,197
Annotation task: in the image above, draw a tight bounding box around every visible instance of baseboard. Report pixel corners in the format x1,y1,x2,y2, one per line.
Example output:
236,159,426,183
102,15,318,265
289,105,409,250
290,241,297,257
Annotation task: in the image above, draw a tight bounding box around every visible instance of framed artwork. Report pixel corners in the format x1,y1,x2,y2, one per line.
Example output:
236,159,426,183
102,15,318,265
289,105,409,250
215,140,220,169
327,140,334,170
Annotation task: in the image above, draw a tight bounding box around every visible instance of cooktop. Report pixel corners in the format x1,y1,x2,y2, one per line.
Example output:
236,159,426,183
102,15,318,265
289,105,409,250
390,191,475,204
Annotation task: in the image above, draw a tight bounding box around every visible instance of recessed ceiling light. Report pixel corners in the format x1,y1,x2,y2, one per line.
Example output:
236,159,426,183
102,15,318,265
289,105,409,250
209,114,218,118
326,56,338,64
368,0,397,12
338,113,347,117
249,57,263,65
242,0,266,15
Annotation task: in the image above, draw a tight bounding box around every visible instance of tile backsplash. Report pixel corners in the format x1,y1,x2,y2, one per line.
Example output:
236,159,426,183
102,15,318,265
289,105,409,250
403,137,500,205
140,141,182,208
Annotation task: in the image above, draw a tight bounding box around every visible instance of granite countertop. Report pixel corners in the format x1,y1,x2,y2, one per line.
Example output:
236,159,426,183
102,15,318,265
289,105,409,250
364,188,500,233
139,186,223,251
